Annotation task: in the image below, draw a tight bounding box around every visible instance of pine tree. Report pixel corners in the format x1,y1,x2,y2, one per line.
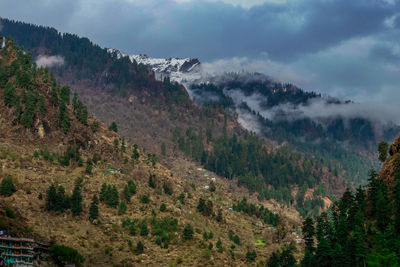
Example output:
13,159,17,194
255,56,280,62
375,184,391,232
197,198,205,213
118,201,127,215
140,220,148,236
378,141,389,163
394,171,400,235
302,217,315,251
0,176,16,196
148,174,156,189
89,195,99,221
121,137,126,152
183,223,194,240
109,121,118,132
85,158,93,174
216,209,223,222
46,184,58,211
70,183,83,216
216,238,223,253
4,82,16,107
136,241,144,253
159,203,167,212
99,183,108,202
107,185,119,208
131,145,140,161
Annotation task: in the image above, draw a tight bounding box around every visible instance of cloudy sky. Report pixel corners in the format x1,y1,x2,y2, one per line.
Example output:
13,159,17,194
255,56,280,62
1,0,400,103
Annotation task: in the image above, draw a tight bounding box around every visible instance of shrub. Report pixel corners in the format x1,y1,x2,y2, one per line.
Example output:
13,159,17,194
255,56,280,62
159,203,167,212
5,207,15,218
246,250,257,262
136,241,144,253
0,176,16,196
50,245,85,266
141,195,150,204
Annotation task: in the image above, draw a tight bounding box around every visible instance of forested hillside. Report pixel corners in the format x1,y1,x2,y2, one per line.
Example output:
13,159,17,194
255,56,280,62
0,18,346,218
264,138,400,266
0,37,312,266
190,74,399,188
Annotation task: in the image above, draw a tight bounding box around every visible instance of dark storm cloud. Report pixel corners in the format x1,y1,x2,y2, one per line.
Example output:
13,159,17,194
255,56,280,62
0,0,397,61
0,0,399,103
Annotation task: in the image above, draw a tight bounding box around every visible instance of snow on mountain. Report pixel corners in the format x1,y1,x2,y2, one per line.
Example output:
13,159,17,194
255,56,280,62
107,48,201,83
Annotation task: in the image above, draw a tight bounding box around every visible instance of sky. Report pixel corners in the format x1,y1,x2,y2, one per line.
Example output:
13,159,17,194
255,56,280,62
0,0,400,104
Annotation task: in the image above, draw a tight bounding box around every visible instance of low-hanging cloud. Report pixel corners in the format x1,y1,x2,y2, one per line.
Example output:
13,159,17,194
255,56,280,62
35,55,65,68
227,89,400,125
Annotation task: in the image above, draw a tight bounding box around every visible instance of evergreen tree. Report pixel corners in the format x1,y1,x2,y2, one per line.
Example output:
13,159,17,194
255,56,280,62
302,217,315,251
4,82,16,107
183,223,194,240
107,185,119,208
378,141,389,163
394,171,400,235
140,220,148,236
71,183,83,216
99,183,108,202
216,209,223,222
118,201,127,215
197,198,205,213
131,145,140,161
148,174,156,189
216,238,223,253
136,241,144,253
85,158,93,174
375,184,391,232
0,176,16,196
109,121,118,132
121,137,126,152
246,250,257,262
89,195,99,221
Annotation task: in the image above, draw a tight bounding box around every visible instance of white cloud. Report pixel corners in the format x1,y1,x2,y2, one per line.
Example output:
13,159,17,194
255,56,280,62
35,55,65,68
202,55,314,86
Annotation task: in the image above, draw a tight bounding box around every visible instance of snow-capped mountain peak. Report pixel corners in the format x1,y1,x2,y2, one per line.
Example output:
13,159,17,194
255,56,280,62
107,48,201,83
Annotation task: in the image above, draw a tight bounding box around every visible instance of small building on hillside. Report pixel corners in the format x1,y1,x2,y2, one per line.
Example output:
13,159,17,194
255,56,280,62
0,235,49,267
0,236,35,266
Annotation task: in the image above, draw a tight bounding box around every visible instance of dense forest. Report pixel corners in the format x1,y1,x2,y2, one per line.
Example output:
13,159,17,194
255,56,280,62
190,77,398,188
266,143,400,266
0,18,189,105
172,125,326,217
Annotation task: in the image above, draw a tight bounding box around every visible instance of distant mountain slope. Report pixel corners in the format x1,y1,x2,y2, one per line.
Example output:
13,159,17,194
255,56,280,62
117,45,397,187
0,36,309,267
1,17,366,218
